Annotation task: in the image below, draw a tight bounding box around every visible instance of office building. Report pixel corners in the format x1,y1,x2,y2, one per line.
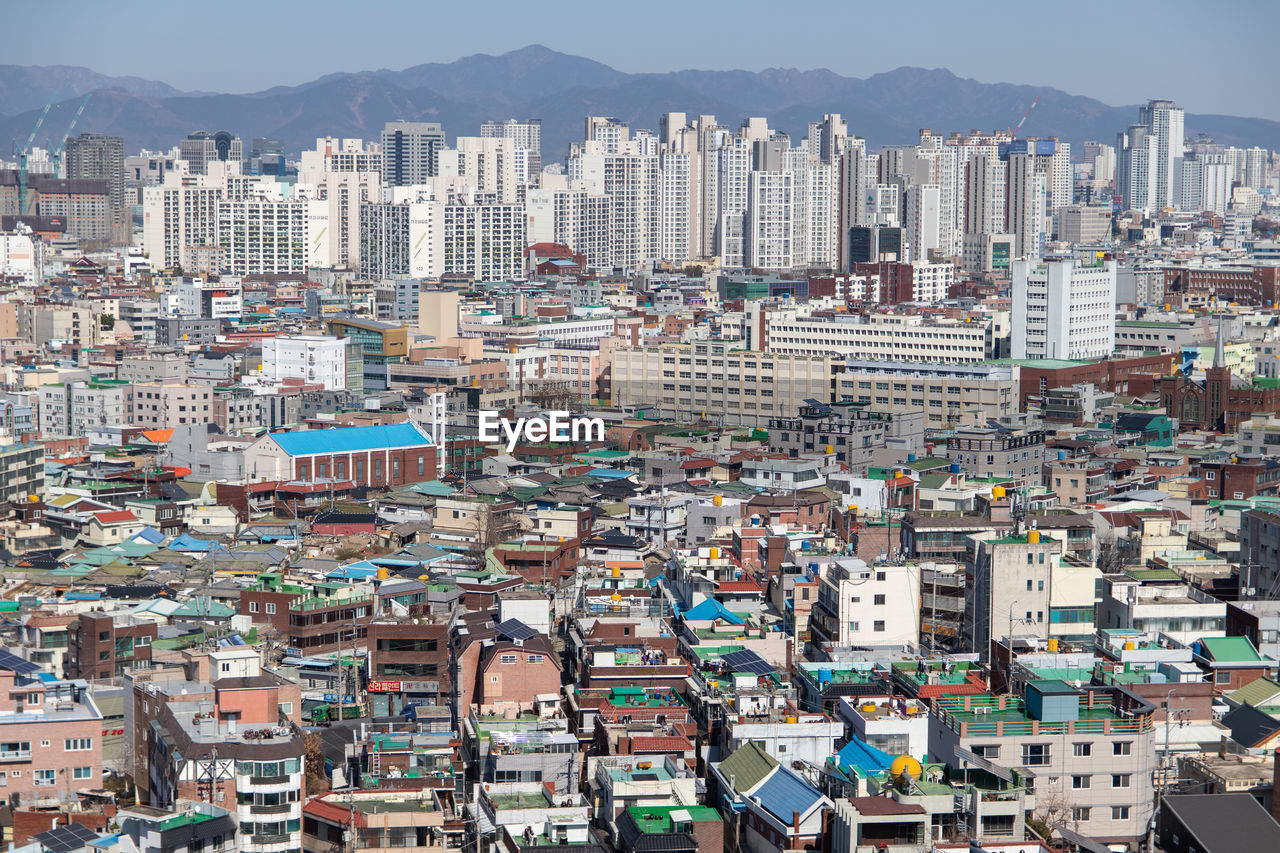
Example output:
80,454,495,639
381,121,446,187
1012,257,1117,360
609,340,833,426
179,130,242,175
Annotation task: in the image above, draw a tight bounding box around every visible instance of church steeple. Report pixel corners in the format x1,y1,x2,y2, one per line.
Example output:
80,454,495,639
1212,315,1226,369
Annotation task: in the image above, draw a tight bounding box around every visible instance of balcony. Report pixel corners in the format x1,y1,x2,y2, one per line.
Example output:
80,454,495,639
249,775,289,786
250,834,292,845
250,802,294,815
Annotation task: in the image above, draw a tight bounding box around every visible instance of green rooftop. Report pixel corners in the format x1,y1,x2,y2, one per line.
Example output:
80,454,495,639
627,805,722,834
1200,636,1263,663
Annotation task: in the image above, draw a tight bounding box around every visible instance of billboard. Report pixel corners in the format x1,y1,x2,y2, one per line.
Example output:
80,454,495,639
992,242,1011,270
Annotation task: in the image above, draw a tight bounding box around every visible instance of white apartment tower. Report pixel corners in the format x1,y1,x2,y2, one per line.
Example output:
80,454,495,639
1011,256,1117,360
1138,99,1184,210
746,170,795,270
480,119,542,175
1005,152,1047,260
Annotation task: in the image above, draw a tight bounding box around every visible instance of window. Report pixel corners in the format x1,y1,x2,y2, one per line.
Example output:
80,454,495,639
972,745,1000,759
1112,774,1131,788
873,594,886,605
1113,741,1132,756
249,601,259,613
34,769,55,786
499,654,517,664
1026,579,1033,590
1111,806,1130,820
1073,807,1091,821
526,655,545,664
1215,671,1231,684
279,702,293,715
73,767,93,780
1073,742,1092,757
1072,775,1090,789
40,740,50,748
873,620,886,632
266,603,276,615
1022,743,1050,766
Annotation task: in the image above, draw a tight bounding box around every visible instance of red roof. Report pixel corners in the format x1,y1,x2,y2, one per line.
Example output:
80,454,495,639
630,735,693,753
92,510,138,524
716,579,763,594
304,797,367,828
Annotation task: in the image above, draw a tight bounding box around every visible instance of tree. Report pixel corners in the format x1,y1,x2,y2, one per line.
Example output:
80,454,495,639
100,314,115,331
305,732,330,795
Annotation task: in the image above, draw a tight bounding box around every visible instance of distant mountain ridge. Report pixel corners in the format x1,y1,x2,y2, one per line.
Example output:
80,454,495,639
2,45,1276,162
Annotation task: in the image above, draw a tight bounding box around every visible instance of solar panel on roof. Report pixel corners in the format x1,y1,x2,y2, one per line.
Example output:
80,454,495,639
0,650,41,675
34,823,100,853
495,619,536,641
721,649,776,675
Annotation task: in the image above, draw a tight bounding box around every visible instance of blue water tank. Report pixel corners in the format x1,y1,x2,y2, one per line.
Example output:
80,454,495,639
907,453,916,462
1058,450,1067,460
949,462,960,474
817,668,833,686
801,540,811,551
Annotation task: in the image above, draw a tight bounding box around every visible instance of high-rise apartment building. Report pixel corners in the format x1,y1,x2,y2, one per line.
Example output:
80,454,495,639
481,118,542,175
1011,256,1117,360
1116,125,1158,213
1138,99,1184,210
359,198,444,279
746,170,795,270
380,121,446,186
65,132,127,242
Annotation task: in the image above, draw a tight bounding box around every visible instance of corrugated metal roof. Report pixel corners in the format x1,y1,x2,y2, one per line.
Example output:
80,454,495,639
752,766,824,822
270,422,433,457
717,740,776,793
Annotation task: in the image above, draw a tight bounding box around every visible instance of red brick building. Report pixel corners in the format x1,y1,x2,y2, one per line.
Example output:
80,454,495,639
1163,264,1280,307
1017,353,1170,410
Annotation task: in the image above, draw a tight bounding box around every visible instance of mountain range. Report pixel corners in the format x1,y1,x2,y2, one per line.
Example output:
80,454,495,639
2,46,1277,162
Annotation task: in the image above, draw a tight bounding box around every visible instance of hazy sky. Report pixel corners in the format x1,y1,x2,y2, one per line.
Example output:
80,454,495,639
10,0,1278,119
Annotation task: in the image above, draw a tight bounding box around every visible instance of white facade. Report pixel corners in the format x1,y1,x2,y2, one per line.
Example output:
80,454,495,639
746,170,795,270
1006,153,1046,260
905,184,941,260
814,558,921,648
359,199,444,279
443,198,525,280
216,200,312,276
261,335,351,390
1011,257,1117,360
764,308,991,363
1139,99,1184,210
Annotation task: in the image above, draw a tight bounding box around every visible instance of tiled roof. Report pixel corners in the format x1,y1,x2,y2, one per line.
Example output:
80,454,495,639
630,735,693,753
92,510,139,524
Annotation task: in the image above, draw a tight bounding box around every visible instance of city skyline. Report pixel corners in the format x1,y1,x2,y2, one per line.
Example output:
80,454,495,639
6,0,1279,121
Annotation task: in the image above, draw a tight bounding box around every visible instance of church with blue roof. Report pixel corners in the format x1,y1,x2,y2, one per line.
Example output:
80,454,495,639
243,421,437,488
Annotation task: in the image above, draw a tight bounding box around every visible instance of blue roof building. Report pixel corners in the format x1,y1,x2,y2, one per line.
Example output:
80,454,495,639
246,422,438,488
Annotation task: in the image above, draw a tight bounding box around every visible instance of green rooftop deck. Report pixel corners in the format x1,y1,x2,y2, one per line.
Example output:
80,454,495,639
627,805,721,833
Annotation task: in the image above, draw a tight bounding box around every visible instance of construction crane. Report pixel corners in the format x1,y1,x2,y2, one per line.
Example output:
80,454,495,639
51,94,93,178
10,92,58,217
1011,96,1041,139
